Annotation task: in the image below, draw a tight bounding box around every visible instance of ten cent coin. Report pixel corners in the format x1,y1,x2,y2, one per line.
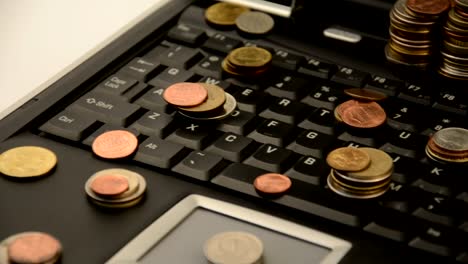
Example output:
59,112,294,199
0,146,57,178
204,231,263,264
7,232,62,264
254,173,292,195
236,11,274,35
163,82,208,107
92,130,138,159
326,147,371,172
90,174,129,197
205,2,249,26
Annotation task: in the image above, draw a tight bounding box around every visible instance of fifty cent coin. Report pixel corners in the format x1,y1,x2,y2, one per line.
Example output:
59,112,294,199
92,130,138,159
0,146,57,178
326,147,371,172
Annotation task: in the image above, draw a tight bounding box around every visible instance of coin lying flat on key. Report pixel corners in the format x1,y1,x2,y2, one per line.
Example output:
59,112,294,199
204,231,263,264
205,2,249,26
4,232,62,264
0,146,57,178
92,130,138,159
163,82,208,107
254,173,292,195
90,174,129,197
236,11,274,35
326,147,371,172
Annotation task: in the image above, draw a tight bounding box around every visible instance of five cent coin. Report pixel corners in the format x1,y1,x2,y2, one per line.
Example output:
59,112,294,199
326,147,371,172
254,173,292,195
7,232,62,264
163,82,208,107
0,146,57,178
92,130,138,159
204,231,263,264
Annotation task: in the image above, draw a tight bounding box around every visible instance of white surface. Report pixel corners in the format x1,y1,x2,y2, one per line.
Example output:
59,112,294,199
0,0,170,120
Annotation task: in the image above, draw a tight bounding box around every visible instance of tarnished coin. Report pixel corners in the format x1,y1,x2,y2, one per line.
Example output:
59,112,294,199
236,11,274,35
338,100,387,128
254,173,292,195
347,148,394,180
163,82,208,107
326,147,371,172
205,2,249,26
0,146,57,178
178,93,237,121
178,83,226,113
407,0,450,16
204,231,263,264
432,127,468,152
228,46,272,68
90,174,129,197
7,232,62,264
343,88,388,101
92,130,138,159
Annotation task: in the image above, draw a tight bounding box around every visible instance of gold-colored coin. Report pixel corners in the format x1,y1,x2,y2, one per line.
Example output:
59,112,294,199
347,148,394,180
205,2,249,26
227,46,272,68
0,146,57,178
326,147,371,172
178,83,226,113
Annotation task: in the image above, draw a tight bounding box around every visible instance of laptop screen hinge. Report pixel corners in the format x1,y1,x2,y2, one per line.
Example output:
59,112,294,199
219,0,301,18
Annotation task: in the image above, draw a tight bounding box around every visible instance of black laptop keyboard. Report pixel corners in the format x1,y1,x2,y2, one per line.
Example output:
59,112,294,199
38,4,468,262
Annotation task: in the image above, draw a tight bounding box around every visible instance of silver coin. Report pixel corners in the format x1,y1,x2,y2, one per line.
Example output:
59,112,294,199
235,11,274,35
327,173,388,199
432,127,468,152
203,231,263,264
178,93,237,121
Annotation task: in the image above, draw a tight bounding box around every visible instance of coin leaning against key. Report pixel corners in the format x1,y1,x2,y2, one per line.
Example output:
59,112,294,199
0,146,57,178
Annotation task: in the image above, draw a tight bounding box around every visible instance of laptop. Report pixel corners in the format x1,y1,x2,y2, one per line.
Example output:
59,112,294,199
1,0,467,263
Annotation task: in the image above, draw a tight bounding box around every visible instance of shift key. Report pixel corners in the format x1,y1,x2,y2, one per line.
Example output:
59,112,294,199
69,92,141,126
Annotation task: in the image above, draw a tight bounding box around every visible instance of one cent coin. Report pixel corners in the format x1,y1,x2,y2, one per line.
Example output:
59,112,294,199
236,11,274,35
203,231,263,264
254,173,292,195
163,82,208,107
177,83,226,113
7,232,62,264
326,147,371,172
344,88,388,101
407,0,450,16
92,130,138,159
205,2,249,26
339,100,387,128
0,146,57,178
90,174,129,197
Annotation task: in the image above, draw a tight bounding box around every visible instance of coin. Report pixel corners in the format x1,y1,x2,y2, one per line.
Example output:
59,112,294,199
432,127,468,151
347,148,394,180
407,0,451,16
228,46,272,68
338,100,387,128
344,88,388,101
7,232,62,264
92,130,138,159
90,174,129,197
253,173,292,195
203,231,263,264
163,82,208,107
177,83,226,113
0,146,57,178
327,174,389,199
236,11,274,35
178,93,237,121
205,2,249,26
326,147,371,172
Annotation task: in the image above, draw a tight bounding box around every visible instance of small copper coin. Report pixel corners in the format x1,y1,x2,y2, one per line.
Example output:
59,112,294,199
90,174,129,197
163,82,208,107
407,0,450,15
326,147,371,172
339,100,387,128
344,88,388,101
92,130,138,159
7,232,62,264
254,173,292,195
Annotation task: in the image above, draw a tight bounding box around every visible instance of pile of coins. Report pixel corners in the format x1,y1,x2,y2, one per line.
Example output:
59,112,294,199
439,0,468,80
1,232,62,264
426,127,468,164
203,231,264,264
326,147,394,199
253,173,292,197
84,168,147,208
222,46,273,77
386,0,450,68
163,82,237,121
334,98,387,129
205,2,274,35
0,146,57,178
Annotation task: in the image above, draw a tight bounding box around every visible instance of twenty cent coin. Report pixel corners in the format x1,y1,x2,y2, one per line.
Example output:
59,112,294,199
254,173,292,195
204,231,263,264
236,11,274,35
205,2,249,26
163,82,208,107
92,130,138,159
326,147,371,172
178,83,226,113
0,146,57,178
90,174,129,197
7,232,62,264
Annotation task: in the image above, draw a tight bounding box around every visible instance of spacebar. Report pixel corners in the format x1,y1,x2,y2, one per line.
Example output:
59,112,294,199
211,163,364,227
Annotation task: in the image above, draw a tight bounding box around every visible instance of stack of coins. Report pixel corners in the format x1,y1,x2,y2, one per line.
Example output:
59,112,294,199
386,0,450,68
0,146,57,178
84,168,147,208
222,46,272,77
425,127,468,164
203,231,264,264
334,99,387,129
439,0,468,80
1,232,62,264
253,173,292,197
163,82,237,121
326,147,394,199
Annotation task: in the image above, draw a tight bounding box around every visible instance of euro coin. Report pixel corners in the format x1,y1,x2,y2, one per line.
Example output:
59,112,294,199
203,231,263,264
228,46,272,68
326,147,371,172
347,148,394,181
0,146,57,178
205,2,249,26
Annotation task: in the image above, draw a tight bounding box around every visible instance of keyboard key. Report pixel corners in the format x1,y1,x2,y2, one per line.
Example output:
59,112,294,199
264,74,309,100
243,144,296,172
166,122,220,150
412,194,456,226
121,83,150,102
200,76,232,90
272,49,305,71
298,57,336,79
167,24,206,46
206,133,258,162
301,82,345,110
364,212,415,242
388,153,420,184
433,90,468,116
385,99,424,132
39,110,98,141
287,130,334,158
248,119,296,147
217,110,257,135
378,182,414,213
379,129,426,158
129,111,176,138
233,88,272,114
118,57,162,81
69,92,141,126
148,66,199,88
331,66,369,87
192,55,223,79
157,45,204,69
202,33,241,54
409,224,460,257
285,156,328,185
134,136,187,169
94,75,138,95
421,111,466,136
337,131,378,147
82,124,139,146
365,75,403,96
398,83,432,106
298,108,337,135
134,86,172,113
259,98,309,124
412,179,452,197
172,150,225,181
457,252,468,263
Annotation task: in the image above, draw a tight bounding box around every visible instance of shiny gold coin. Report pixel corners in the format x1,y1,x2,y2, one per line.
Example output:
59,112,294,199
0,146,57,178
178,83,226,113
344,88,388,101
326,147,371,172
205,2,249,26
227,46,272,68
347,148,393,180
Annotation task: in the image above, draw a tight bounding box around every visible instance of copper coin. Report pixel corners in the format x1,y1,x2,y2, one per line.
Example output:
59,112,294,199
7,233,62,264
163,82,208,107
177,83,226,113
92,130,138,159
90,174,129,197
407,0,450,15
254,173,292,195
339,100,387,128
326,147,371,172
344,88,388,101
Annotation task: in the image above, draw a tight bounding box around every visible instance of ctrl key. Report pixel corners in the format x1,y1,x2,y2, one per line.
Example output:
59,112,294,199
39,110,98,141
